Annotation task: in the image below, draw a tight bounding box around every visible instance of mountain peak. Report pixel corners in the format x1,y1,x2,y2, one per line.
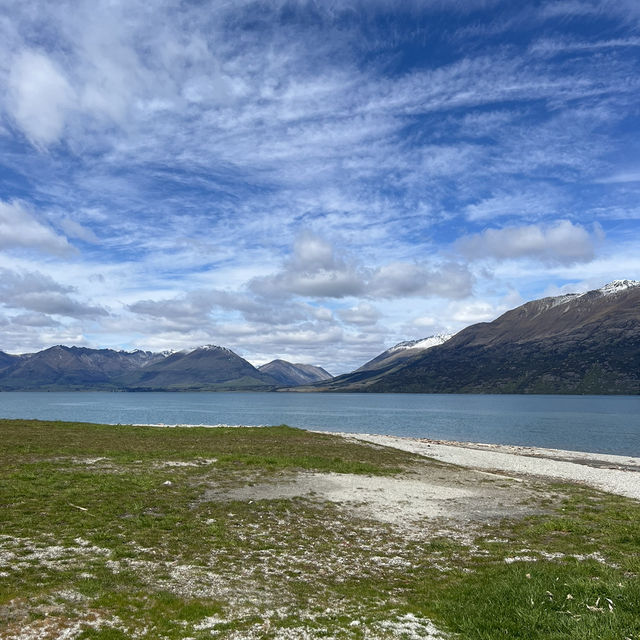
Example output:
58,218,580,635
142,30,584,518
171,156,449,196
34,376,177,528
542,279,640,311
186,344,235,355
354,333,453,374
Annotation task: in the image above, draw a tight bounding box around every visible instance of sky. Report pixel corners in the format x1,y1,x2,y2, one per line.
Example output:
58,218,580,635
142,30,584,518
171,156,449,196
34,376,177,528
1,0,639,374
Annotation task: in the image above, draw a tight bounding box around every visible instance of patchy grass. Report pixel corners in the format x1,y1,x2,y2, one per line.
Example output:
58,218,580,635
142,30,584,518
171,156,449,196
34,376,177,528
1,419,639,639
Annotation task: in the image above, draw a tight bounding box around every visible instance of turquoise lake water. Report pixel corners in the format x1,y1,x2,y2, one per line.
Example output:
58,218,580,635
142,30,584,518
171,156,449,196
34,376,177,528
1,391,639,456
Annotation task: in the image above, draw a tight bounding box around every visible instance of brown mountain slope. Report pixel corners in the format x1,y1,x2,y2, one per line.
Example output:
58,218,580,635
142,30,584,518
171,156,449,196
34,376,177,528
314,280,640,395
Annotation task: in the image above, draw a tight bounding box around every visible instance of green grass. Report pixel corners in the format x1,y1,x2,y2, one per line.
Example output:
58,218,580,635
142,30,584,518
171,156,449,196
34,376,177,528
1,419,639,639
0,419,416,472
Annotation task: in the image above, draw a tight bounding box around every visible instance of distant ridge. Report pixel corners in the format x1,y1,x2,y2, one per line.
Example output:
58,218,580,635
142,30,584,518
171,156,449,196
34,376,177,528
258,359,332,386
308,281,640,395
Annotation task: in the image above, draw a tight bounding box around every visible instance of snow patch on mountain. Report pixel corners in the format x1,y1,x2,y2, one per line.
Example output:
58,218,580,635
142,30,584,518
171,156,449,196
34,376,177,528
597,279,640,296
388,334,453,353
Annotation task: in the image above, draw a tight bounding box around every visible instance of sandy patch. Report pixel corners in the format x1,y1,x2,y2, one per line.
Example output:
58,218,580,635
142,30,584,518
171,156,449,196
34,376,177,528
205,466,543,531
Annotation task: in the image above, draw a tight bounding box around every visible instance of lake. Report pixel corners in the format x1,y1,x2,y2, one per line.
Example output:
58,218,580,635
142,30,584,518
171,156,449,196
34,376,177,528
1,391,639,456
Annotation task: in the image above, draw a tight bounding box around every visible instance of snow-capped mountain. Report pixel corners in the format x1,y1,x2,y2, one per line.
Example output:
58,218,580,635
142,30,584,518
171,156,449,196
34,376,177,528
2,280,638,393
119,344,278,390
546,279,640,310
0,345,164,390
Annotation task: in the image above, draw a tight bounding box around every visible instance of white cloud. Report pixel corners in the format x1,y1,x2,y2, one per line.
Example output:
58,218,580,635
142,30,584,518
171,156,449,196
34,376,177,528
0,200,72,255
8,50,75,146
457,220,603,265
595,170,640,184
411,316,438,329
57,217,100,243
449,300,499,324
10,312,61,328
0,1,638,370
539,0,640,21
127,296,207,326
531,36,640,56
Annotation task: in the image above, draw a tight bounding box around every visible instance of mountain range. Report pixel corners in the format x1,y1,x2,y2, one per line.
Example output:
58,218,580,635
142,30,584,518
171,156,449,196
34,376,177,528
0,345,330,391
1,280,639,393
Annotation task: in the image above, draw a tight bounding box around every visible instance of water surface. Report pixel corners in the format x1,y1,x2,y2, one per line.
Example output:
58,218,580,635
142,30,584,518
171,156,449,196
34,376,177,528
1,391,639,456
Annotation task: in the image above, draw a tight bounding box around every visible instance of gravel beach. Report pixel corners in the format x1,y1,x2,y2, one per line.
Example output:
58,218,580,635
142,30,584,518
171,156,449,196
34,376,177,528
333,432,640,501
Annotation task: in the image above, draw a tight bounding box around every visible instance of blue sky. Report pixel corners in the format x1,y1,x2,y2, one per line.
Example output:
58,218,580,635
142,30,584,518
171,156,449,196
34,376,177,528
1,0,639,373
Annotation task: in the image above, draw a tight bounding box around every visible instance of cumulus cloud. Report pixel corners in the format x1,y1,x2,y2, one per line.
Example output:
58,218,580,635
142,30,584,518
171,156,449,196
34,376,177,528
1,2,639,369
128,296,207,325
249,233,365,299
0,200,72,255
128,288,314,329
457,220,603,264
0,268,107,318
8,50,75,146
369,261,474,299
449,299,503,324
10,312,61,328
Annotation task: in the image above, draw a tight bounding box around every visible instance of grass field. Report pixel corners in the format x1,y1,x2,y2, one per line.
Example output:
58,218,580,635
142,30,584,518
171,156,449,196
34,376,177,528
1,419,639,639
